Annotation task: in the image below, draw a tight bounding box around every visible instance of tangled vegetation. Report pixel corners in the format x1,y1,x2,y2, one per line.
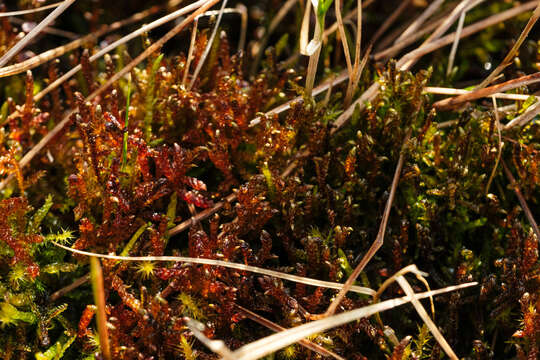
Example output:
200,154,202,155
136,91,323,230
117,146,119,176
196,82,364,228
0,0,538,359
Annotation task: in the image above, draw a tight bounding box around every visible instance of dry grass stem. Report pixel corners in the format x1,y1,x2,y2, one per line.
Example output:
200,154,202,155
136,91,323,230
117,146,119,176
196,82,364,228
183,18,199,87
397,1,538,69
368,0,410,49
426,86,539,101
477,1,540,89
0,3,165,77
371,265,433,330
227,283,476,360
446,8,466,77
372,265,430,312
501,160,540,241
485,96,504,195
395,276,458,360
335,0,353,76
0,0,218,191
395,0,445,44
0,0,75,67
504,98,540,129
50,274,90,301
35,0,213,102
90,257,111,360
186,319,236,359
400,0,485,70
433,71,540,110
323,0,376,40
8,17,78,39
188,0,228,90
344,0,364,107
235,304,346,360
52,241,376,295
374,17,445,61
182,6,247,86
426,0,480,45
235,4,248,52
321,130,411,318
0,1,65,17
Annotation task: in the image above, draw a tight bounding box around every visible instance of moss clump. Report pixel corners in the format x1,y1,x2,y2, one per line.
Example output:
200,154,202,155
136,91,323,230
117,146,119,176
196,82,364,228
0,0,538,359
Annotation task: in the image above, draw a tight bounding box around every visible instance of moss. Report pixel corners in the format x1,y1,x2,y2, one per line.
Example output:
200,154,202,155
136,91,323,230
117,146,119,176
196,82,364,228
0,0,538,358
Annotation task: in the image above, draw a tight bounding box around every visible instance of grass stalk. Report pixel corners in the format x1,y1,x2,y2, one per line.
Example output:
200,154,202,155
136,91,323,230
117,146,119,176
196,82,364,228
0,3,164,77
0,1,65,17
0,0,219,191
477,1,540,89
188,0,228,90
52,241,375,295
234,304,345,360
89,258,111,360
485,96,504,195
33,0,213,102
501,160,540,242
121,75,132,171
0,0,76,67
227,283,476,360
321,130,411,318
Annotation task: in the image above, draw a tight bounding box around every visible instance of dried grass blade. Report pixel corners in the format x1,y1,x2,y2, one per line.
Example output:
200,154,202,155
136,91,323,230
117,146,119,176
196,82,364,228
234,304,345,360
344,0,364,107
235,4,248,52
485,96,504,195
395,276,458,360
183,18,199,87
446,8,466,77
50,274,90,301
371,265,432,328
34,0,213,102
477,1,540,89
425,0,479,44
229,283,477,360
52,241,375,295
399,0,485,70
0,3,163,77
433,71,540,110
0,0,76,67
346,43,371,108
374,17,444,61
395,0,445,43
187,319,236,359
90,258,111,360
425,86,538,101
501,160,540,241
504,98,540,129
188,0,228,90
300,0,312,55
335,0,353,76
323,0,376,41
322,130,411,317
0,1,65,17
168,192,237,235
368,0,410,47
8,17,78,39
182,6,245,87
0,0,218,191
396,1,538,70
